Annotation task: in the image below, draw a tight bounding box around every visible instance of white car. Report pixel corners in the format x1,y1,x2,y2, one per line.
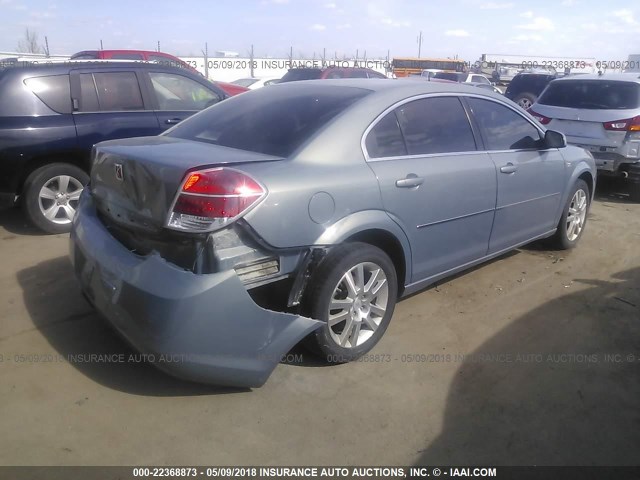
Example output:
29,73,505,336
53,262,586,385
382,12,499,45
231,76,280,90
433,71,493,85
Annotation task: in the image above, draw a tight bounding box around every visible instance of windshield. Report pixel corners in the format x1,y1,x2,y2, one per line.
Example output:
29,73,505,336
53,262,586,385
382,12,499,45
166,85,371,157
232,78,259,87
538,80,640,109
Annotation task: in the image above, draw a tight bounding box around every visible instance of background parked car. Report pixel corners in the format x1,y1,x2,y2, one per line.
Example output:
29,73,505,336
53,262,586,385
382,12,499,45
212,80,250,96
232,76,280,89
505,71,557,109
433,71,494,85
528,73,640,201
0,62,228,233
70,80,595,387
279,66,388,82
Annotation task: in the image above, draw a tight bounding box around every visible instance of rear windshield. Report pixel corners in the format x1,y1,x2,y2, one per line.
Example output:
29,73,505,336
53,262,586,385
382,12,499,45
434,72,465,82
538,80,640,109
279,69,322,82
166,85,370,157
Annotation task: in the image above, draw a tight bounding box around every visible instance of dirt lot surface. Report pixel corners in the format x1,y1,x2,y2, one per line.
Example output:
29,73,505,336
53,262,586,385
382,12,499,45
0,178,638,466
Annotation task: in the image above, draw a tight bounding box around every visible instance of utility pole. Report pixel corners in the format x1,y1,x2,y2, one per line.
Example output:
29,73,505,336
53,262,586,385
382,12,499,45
417,31,423,58
202,42,209,79
44,36,50,57
250,44,255,78
100,39,103,50
157,41,160,52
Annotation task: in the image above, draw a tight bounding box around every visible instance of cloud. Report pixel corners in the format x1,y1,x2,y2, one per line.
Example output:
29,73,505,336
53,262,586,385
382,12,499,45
610,9,637,25
517,16,554,30
560,0,576,5
512,34,543,42
310,23,326,31
336,23,352,29
380,18,410,27
323,2,336,8
480,2,514,9
445,29,470,37
520,11,534,18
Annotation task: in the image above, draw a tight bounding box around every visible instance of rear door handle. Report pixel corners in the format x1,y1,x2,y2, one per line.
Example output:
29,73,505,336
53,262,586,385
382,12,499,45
165,118,182,125
395,174,425,188
500,163,518,174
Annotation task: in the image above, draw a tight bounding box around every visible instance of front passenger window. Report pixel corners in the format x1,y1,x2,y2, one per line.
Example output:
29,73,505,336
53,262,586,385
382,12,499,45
149,72,220,111
467,98,541,150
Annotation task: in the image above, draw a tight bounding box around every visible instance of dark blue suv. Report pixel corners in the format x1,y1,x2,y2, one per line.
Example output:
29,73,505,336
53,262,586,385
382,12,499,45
0,61,227,233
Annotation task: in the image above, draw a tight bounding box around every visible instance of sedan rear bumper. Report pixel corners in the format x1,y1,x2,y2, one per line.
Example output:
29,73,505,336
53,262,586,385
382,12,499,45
69,193,322,388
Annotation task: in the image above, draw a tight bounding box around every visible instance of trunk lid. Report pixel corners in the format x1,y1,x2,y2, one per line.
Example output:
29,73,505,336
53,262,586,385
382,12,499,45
90,136,283,233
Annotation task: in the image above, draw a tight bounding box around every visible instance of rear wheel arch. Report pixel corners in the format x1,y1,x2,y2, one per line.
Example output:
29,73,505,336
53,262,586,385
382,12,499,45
344,229,408,296
18,153,89,195
578,171,594,200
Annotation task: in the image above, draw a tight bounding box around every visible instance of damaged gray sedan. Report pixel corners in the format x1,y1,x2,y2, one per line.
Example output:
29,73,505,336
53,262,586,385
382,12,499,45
70,80,596,387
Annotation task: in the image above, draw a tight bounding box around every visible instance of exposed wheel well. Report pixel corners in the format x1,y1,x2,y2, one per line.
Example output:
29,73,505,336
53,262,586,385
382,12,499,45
578,171,594,200
345,229,407,295
17,153,89,195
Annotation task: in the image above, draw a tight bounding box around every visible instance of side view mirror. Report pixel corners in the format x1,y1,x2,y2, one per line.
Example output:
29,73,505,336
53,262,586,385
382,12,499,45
544,129,567,149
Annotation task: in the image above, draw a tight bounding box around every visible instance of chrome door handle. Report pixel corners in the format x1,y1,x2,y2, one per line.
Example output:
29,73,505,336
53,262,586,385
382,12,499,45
395,174,424,188
500,163,518,174
165,118,182,125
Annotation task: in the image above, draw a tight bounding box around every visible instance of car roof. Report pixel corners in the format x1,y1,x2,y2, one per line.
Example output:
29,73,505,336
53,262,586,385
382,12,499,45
271,78,504,100
0,60,199,77
552,72,640,83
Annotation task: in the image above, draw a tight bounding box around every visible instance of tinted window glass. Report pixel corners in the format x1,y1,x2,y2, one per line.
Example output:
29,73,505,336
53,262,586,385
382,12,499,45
167,85,370,157
434,72,465,82
472,75,490,84
110,53,144,60
468,98,541,150
325,70,347,79
70,53,98,60
366,112,407,158
538,80,640,109
350,70,369,79
368,71,387,79
394,97,476,155
93,72,144,111
149,72,220,111
79,73,100,111
24,75,72,113
279,69,322,82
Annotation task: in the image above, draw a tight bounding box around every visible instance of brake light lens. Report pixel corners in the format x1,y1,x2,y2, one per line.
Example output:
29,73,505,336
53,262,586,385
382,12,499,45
527,108,552,125
167,167,266,232
603,115,640,132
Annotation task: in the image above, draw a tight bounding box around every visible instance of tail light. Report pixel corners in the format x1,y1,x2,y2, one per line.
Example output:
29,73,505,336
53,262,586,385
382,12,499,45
603,116,640,132
527,108,552,125
167,167,266,232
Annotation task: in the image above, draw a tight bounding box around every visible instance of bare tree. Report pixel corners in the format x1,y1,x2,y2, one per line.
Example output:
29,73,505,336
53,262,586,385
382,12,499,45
17,28,43,54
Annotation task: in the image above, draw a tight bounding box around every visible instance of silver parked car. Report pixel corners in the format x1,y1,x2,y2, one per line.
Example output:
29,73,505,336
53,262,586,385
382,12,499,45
529,73,640,200
70,80,596,387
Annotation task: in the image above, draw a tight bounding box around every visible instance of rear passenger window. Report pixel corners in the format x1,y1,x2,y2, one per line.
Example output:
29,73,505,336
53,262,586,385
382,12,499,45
79,74,100,111
366,112,407,158
350,70,369,78
24,75,72,114
85,72,145,111
395,97,476,155
468,98,541,150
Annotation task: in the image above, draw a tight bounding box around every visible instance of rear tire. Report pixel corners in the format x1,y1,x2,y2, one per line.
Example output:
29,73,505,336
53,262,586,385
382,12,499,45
513,92,536,110
548,179,590,250
303,242,398,363
23,163,89,234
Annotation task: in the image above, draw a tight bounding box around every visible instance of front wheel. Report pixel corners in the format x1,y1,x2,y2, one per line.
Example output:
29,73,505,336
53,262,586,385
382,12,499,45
23,163,89,234
303,242,398,362
549,179,590,249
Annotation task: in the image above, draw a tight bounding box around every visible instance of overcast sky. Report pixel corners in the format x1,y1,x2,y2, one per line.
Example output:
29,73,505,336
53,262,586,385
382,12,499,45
1,0,639,61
